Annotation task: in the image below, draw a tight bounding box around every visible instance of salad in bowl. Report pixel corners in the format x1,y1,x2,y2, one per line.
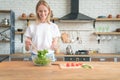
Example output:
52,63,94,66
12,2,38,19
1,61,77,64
33,49,51,66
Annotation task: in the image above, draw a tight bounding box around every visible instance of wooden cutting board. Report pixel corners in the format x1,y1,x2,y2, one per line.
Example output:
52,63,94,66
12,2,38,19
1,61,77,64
61,32,71,43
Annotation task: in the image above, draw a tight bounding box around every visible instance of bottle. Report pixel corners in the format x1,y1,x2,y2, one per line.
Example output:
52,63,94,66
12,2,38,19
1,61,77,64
2,18,9,25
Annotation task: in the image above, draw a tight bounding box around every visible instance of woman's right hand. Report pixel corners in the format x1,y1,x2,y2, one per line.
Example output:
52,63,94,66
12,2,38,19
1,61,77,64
25,37,32,51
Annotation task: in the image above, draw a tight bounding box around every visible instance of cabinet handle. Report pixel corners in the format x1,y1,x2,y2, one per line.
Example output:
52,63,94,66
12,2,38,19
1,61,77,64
70,58,72,61
76,58,79,61
83,58,86,61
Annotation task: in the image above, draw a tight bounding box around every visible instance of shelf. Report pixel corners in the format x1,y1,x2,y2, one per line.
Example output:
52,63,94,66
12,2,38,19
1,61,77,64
0,10,11,13
0,40,10,42
19,16,59,26
94,32,120,44
51,17,59,21
96,18,120,21
94,17,120,44
15,31,24,34
0,25,11,28
19,16,36,20
15,31,24,43
19,16,59,21
0,10,15,55
94,32,120,35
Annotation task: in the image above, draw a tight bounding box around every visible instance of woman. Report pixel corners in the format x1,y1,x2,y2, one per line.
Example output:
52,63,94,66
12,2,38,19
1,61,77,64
24,0,60,61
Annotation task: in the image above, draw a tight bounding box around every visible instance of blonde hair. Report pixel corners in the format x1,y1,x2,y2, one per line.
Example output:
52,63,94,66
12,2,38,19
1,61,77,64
36,0,51,24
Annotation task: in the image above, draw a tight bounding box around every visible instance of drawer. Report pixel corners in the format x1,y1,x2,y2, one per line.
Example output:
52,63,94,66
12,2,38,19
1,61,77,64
64,57,76,61
56,57,63,61
64,57,90,61
79,57,90,61
91,58,114,62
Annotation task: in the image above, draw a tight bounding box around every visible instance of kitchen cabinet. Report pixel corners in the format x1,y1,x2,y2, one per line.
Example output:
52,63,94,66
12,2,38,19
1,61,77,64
64,57,90,61
9,52,31,61
56,57,63,61
94,18,120,43
91,57,114,62
55,53,120,62
96,18,120,21
0,10,15,62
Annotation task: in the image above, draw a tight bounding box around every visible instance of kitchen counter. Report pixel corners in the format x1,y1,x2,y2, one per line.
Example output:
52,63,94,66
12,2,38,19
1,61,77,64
0,61,120,80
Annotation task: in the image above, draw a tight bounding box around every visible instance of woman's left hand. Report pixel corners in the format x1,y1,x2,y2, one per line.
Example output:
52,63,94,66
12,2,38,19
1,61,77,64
51,37,59,50
25,37,32,51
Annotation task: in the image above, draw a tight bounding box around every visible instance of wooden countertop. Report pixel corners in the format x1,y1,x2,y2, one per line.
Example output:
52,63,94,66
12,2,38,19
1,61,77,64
0,61,120,80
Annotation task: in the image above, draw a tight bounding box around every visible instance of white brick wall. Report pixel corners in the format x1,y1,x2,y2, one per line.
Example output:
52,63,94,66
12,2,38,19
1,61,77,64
0,0,120,54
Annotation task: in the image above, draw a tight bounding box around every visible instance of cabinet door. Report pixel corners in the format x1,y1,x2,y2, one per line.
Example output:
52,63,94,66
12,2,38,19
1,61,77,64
64,57,90,61
79,57,90,61
56,57,63,61
91,58,114,62
64,57,76,61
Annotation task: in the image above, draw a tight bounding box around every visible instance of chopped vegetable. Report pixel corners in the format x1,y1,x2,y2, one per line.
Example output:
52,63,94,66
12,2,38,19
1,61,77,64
81,64,92,69
66,63,70,67
71,63,75,67
34,49,50,66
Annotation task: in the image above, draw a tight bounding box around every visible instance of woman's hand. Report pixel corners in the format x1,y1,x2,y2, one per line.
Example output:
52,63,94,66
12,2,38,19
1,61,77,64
25,37,32,51
51,37,59,50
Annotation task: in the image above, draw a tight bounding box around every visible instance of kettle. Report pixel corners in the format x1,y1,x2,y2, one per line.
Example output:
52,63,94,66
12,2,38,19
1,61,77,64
2,18,9,26
66,45,73,55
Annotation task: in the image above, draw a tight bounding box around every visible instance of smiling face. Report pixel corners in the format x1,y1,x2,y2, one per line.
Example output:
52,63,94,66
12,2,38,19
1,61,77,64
37,4,49,22
36,0,51,23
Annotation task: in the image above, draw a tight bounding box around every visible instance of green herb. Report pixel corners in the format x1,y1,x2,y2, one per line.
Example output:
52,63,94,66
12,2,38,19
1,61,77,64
34,49,50,66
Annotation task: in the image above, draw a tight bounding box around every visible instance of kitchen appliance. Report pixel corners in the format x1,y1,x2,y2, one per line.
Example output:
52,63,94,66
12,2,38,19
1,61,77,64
75,50,89,55
60,0,95,22
66,45,73,55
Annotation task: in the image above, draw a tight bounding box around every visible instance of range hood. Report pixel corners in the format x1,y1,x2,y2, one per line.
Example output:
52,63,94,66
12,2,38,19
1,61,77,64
60,0,95,22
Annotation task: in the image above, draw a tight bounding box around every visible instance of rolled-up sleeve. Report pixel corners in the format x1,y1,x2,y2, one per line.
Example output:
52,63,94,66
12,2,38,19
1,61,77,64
24,26,32,38
52,24,61,38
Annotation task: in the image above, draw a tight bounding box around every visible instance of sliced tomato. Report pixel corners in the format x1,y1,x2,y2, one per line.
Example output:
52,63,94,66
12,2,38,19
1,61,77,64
71,63,75,67
75,63,79,66
66,63,70,67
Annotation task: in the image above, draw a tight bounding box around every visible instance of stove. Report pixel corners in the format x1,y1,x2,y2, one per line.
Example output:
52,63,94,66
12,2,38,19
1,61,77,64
75,50,89,55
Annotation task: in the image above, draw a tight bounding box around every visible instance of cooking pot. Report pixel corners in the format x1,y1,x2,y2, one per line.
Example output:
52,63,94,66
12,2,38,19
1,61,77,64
75,50,89,55
116,28,120,32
